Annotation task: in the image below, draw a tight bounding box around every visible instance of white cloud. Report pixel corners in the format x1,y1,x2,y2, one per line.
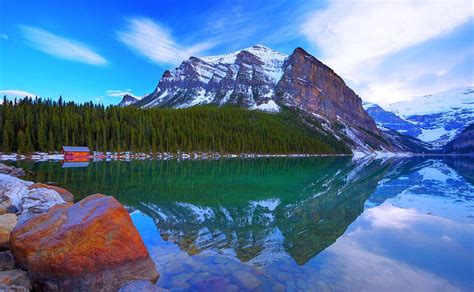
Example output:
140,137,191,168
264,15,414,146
0,89,37,98
117,18,214,65
301,0,473,104
20,25,107,66
106,89,137,98
0,33,8,40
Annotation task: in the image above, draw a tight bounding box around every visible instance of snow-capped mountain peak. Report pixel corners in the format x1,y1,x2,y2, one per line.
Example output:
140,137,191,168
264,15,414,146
365,86,474,148
201,44,287,67
118,94,142,107
134,45,291,111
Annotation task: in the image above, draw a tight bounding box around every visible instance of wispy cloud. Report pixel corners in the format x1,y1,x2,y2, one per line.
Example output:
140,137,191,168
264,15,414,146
106,89,137,98
117,18,215,65
0,89,37,98
19,25,107,66
0,33,8,40
301,0,473,104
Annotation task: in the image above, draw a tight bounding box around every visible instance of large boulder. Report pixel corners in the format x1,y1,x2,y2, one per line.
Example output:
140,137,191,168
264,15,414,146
19,187,65,220
10,194,159,291
28,183,74,202
15,193,65,225
0,214,17,250
0,174,31,208
0,174,67,222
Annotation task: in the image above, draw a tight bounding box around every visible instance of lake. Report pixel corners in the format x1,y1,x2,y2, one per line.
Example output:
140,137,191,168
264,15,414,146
11,156,474,291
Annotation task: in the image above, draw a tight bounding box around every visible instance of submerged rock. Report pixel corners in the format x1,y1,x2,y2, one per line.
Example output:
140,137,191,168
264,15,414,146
0,214,17,250
193,277,237,291
119,280,164,292
232,270,261,290
28,183,74,202
10,194,159,291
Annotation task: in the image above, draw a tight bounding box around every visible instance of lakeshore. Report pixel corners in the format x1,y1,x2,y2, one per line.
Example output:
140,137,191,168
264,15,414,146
0,156,473,291
0,163,159,291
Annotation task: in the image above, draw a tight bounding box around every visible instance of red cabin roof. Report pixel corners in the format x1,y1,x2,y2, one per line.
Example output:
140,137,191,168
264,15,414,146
62,146,90,153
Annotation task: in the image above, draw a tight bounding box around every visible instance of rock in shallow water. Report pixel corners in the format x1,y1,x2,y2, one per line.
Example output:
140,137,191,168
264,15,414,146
10,194,159,291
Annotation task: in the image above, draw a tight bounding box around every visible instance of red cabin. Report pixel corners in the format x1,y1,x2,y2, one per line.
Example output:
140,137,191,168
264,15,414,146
61,146,91,160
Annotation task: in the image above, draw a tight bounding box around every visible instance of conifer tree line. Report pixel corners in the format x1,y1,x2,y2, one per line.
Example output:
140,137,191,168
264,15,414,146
0,96,349,154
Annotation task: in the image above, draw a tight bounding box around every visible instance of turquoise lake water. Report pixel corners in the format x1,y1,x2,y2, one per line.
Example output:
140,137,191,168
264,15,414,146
12,156,474,291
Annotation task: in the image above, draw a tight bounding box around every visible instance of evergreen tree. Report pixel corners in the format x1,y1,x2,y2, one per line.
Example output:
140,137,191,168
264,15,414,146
0,97,350,154
17,130,26,154
48,129,54,153
2,120,13,153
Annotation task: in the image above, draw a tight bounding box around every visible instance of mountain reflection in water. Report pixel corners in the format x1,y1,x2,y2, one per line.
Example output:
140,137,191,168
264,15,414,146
14,156,474,291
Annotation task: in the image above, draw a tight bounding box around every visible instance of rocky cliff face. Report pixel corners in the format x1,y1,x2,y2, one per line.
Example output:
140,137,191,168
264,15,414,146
276,48,379,134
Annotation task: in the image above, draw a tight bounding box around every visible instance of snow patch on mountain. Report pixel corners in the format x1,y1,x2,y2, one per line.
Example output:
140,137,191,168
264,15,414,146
250,100,280,113
199,44,287,84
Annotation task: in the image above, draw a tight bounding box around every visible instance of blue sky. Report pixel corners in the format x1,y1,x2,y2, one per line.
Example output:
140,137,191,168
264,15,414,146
0,0,472,106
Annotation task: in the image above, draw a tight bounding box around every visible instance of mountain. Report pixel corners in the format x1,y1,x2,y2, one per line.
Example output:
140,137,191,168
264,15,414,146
118,94,141,107
443,123,474,154
122,45,427,154
363,102,421,137
364,87,474,149
133,45,286,110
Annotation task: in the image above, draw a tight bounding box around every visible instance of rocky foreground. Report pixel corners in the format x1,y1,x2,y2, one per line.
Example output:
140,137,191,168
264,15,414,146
0,163,159,291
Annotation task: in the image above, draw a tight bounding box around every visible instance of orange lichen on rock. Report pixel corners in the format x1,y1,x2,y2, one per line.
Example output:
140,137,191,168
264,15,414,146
10,194,158,291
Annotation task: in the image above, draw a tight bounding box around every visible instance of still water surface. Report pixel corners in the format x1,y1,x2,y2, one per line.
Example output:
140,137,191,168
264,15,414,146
13,157,474,291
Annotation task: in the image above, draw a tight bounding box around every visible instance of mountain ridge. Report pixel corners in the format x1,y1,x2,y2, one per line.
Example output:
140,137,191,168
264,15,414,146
120,45,429,154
